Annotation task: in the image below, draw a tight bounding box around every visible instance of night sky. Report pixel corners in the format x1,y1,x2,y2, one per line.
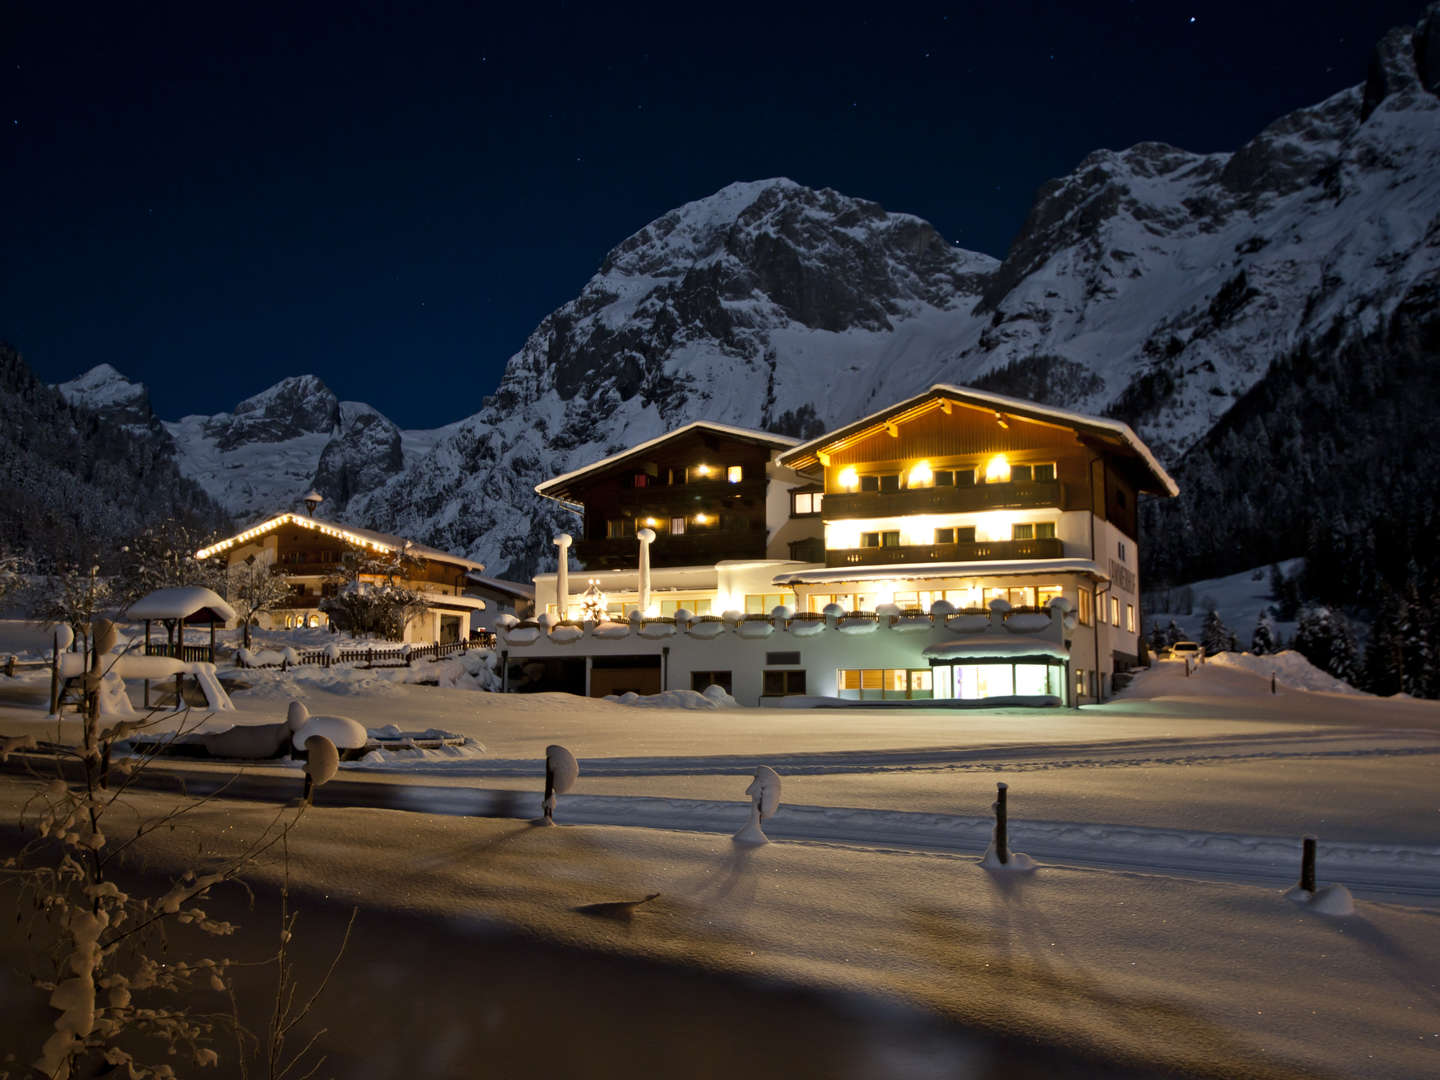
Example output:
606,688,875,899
3,1,1426,430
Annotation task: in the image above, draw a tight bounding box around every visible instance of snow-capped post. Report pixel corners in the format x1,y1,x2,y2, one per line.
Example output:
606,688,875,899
553,533,573,619
993,782,1010,866
636,528,656,616
734,765,782,844
542,744,579,824
1299,835,1317,894
302,735,339,804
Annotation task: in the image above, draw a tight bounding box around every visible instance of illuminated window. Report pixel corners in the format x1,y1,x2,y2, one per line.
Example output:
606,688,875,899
1076,669,1087,697
893,591,919,609
1037,584,1064,608
984,455,1011,483
745,592,790,614
632,472,652,488
861,531,900,548
1013,523,1034,540
692,512,713,527
670,516,685,534
1111,596,1121,626
1078,588,1092,625
792,491,823,515
727,465,743,483
1126,603,1136,633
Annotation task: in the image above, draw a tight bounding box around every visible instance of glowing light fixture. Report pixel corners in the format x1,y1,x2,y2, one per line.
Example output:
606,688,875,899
908,460,933,488
838,466,859,491
694,512,710,525
984,454,1011,484
695,464,712,477
643,517,658,527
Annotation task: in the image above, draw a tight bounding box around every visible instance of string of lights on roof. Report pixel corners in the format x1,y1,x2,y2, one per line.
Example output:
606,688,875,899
193,513,398,561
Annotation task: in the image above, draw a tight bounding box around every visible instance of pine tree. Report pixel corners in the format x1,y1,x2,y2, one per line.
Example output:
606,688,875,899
1398,576,1434,699
1200,609,1232,656
1363,587,1405,696
1165,619,1184,647
1251,614,1275,656
1294,605,1360,685
1148,622,1168,655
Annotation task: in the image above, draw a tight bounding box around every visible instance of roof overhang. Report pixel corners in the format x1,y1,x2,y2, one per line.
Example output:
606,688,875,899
194,512,485,571
534,420,798,507
777,384,1178,497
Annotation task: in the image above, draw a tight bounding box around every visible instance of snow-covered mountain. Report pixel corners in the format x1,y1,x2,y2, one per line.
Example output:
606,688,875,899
347,5,1440,579
48,6,1440,583
56,370,461,524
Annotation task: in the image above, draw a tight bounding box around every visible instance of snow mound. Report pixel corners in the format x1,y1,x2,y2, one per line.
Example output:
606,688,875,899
1210,650,1365,695
605,687,740,710
1284,883,1355,916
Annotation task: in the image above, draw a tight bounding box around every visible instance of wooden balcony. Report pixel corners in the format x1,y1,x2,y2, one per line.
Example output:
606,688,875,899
610,477,766,509
822,480,1065,520
575,529,766,569
826,537,1065,567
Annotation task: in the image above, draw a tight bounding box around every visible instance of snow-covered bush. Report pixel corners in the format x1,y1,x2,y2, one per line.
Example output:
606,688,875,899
1293,604,1360,684
3,631,342,1077
542,744,579,824
734,765,781,844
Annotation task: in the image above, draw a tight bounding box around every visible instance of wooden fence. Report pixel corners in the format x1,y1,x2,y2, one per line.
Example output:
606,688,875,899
237,634,495,670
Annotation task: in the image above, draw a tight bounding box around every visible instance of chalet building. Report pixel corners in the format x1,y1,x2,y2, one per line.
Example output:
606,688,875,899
498,386,1175,706
771,385,1176,703
532,422,821,620
195,496,487,643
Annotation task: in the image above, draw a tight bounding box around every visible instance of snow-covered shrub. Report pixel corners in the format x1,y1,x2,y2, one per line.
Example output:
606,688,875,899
734,765,782,844
542,744,580,824
1293,605,1360,684
5,631,338,1077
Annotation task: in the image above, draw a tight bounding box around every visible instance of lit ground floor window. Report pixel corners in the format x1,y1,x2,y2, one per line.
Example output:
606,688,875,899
837,668,933,700
930,661,1066,701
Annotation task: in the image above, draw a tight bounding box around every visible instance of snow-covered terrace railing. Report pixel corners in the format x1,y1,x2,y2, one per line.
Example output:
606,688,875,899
236,636,493,670
495,598,1075,646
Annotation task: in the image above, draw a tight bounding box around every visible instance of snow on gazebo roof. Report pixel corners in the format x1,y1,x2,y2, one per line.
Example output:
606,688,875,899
127,586,237,623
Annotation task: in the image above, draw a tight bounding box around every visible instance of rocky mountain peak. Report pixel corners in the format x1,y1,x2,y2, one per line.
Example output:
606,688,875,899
55,363,169,443
204,374,340,451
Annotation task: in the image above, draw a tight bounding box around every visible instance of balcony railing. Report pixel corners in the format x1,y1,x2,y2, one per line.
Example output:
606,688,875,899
826,537,1065,567
822,480,1064,520
609,477,767,508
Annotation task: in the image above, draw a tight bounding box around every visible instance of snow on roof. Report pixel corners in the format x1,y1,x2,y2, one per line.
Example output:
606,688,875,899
127,586,237,623
779,383,1178,497
773,558,1108,586
465,574,536,600
923,636,1069,661
195,512,485,571
535,420,799,504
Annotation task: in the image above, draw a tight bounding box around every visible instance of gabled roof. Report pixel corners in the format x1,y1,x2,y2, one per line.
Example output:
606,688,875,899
535,420,799,506
466,573,536,601
127,586,237,623
777,384,1178,497
194,512,485,570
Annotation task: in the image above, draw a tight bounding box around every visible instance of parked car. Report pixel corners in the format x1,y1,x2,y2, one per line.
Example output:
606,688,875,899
1168,641,1203,660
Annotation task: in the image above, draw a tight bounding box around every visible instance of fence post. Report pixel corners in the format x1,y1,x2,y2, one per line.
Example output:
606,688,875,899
1271,672,1277,694
993,782,1010,866
1299,835,1317,893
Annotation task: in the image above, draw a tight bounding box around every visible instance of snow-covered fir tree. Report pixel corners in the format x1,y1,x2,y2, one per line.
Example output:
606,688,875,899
1294,605,1360,685
1251,614,1275,656
1200,610,1233,656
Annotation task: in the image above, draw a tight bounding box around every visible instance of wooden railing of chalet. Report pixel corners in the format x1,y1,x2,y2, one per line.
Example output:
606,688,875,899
828,537,1065,567
236,634,496,670
145,643,215,664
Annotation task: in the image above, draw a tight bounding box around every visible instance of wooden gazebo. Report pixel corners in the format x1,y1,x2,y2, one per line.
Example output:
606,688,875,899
128,587,237,663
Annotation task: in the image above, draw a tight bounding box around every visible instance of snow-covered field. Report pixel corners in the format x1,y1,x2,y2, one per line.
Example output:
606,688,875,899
2,629,1437,1077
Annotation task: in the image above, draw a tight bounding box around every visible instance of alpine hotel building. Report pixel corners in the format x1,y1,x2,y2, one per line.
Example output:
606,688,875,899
504,384,1176,706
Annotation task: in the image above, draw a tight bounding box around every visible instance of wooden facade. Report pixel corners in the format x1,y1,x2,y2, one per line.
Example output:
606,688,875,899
548,428,793,570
